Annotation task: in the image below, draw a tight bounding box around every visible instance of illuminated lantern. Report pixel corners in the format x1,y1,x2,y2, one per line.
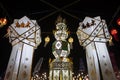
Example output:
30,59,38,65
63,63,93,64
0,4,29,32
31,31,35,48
111,29,119,41
0,18,7,27
49,16,73,80
111,29,117,35
77,16,117,80
4,16,42,80
117,17,120,26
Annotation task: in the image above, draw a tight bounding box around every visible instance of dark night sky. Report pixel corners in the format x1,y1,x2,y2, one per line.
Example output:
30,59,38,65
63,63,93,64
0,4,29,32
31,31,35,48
0,0,120,78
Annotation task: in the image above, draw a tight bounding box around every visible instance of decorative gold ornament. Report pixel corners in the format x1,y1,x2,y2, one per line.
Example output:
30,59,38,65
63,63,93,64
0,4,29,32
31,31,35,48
68,37,73,49
45,36,50,42
109,36,114,46
68,37,73,43
15,21,30,27
44,36,50,47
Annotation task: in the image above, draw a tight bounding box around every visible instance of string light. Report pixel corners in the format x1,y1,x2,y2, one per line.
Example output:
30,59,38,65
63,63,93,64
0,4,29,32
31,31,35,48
31,71,89,80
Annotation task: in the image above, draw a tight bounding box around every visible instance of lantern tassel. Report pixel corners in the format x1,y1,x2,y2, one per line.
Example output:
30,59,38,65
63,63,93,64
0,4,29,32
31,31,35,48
109,36,114,46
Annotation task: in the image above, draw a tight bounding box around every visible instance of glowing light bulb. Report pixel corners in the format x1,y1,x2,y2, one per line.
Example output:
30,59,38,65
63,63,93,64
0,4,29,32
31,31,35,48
44,36,50,47
0,18,7,27
111,29,117,35
111,29,119,41
117,17,120,26
68,37,74,49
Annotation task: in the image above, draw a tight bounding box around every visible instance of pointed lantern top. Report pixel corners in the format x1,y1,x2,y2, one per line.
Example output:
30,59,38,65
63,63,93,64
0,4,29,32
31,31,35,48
55,16,67,30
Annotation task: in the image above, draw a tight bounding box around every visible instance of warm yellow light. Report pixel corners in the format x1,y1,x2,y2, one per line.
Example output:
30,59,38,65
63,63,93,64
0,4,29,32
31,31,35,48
79,77,82,80
45,36,50,42
109,36,114,46
68,37,73,43
0,18,7,27
3,18,7,24
44,36,50,47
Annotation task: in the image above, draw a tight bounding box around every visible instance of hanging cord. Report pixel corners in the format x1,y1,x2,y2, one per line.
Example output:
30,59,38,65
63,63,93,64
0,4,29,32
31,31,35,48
108,5,120,27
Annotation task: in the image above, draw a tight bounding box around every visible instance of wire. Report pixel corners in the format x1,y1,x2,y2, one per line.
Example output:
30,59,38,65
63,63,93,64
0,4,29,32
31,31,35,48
38,0,81,22
108,5,120,27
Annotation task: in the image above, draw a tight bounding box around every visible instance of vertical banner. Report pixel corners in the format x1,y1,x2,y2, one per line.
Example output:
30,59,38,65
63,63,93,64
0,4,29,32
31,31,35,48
4,44,22,80
12,44,23,80
95,42,117,80
86,43,100,80
17,44,34,80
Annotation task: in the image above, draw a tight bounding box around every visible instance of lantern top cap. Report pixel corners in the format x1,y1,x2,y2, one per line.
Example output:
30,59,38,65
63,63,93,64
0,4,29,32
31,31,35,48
55,16,67,30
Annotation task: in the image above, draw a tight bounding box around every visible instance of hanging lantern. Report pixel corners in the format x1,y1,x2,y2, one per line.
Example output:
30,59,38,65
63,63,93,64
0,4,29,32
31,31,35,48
117,17,120,26
44,36,50,47
111,29,119,41
68,37,74,49
111,29,117,35
0,18,7,28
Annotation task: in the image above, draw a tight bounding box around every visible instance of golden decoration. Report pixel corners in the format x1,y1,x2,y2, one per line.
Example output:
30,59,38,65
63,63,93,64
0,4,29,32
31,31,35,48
55,15,66,24
68,37,73,43
109,36,114,46
15,21,30,27
0,18,7,28
44,36,50,47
